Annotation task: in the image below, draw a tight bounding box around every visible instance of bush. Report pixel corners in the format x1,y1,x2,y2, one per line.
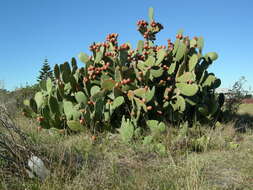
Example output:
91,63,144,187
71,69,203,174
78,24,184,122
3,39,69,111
224,76,249,115
0,84,39,116
23,8,223,134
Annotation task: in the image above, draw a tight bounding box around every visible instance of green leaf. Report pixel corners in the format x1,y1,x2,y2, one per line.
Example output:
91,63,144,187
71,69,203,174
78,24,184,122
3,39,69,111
145,56,156,67
29,98,37,113
197,37,204,52
150,68,163,78
133,88,146,98
146,120,159,128
143,135,153,145
78,52,90,64
95,46,104,63
156,49,166,65
46,78,53,93
63,101,74,120
155,143,166,155
177,95,186,112
190,39,197,48
54,64,60,79
168,63,176,75
205,52,218,61
137,40,144,54
23,99,30,107
198,105,209,116
202,74,220,88
67,120,85,132
172,39,180,56
185,98,197,106
39,80,47,91
90,86,101,96
112,96,125,109
101,79,116,90
118,116,134,143
146,87,155,102
62,70,70,83
147,120,166,135
34,92,44,109
115,66,122,82
188,54,198,72
48,95,59,114
176,72,195,83
148,7,154,22
176,83,199,96
75,91,88,104
175,42,187,62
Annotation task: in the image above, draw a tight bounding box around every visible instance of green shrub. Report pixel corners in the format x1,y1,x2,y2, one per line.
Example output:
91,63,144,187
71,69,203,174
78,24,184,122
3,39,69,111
23,8,223,133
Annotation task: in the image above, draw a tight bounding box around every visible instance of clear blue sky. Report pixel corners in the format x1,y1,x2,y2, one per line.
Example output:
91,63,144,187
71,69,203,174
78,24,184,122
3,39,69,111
0,0,252,91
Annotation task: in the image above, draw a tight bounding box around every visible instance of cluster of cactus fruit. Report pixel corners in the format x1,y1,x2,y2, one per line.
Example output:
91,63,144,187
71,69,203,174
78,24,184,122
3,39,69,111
23,8,224,133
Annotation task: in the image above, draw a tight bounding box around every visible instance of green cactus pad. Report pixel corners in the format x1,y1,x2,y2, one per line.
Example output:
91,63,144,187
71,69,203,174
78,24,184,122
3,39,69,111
205,52,218,61
34,92,44,109
167,63,176,75
146,120,166,135
78,52,90,64
90,86,101,96
143,135,153,145
133,88,146,98
101,79,116,90
156,49,166,65
176,72,196,83
23,99,30,107
62,70,70,83
95,47,104,63
197,37,204,52
137,61,146,71
71,58,78,73
39,80,47,91
91,91,105,102
118,116,134,143
115,66,122,82
29,98,37,113
149,7,154,22
188,54,198,72
137,40,144,54
172,39,180,56
150,68,163,78
185,97,197,106
203,74,218,88
62,62,72,75
48,95,60,115
67,120,85,132
145,87,155,102
190,39,197,48
54,64,60,79
172,95,186,112
145,56,156,67
208,100,219,115
63,101,74,120
112,96,125,109
176,83,199,96
46,78,53,93
75,91,88,105
198,105,209,116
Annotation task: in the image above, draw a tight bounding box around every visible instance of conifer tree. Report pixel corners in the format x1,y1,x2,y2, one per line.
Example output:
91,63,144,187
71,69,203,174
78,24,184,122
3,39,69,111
37,58,54,82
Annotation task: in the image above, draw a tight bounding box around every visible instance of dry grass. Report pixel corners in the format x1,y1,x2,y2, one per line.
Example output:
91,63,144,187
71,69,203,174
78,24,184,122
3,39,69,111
239,104,253,115
1,113,253,190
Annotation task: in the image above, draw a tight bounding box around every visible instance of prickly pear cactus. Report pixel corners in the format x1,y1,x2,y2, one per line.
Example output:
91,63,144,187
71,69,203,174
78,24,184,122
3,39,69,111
23,8,223,133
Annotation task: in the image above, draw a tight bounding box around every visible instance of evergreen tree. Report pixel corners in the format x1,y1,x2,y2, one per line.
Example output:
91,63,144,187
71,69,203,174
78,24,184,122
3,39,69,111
37,58,54,82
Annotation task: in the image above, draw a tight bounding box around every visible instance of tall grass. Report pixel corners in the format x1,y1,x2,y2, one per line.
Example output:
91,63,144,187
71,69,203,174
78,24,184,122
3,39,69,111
1,113,253,190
